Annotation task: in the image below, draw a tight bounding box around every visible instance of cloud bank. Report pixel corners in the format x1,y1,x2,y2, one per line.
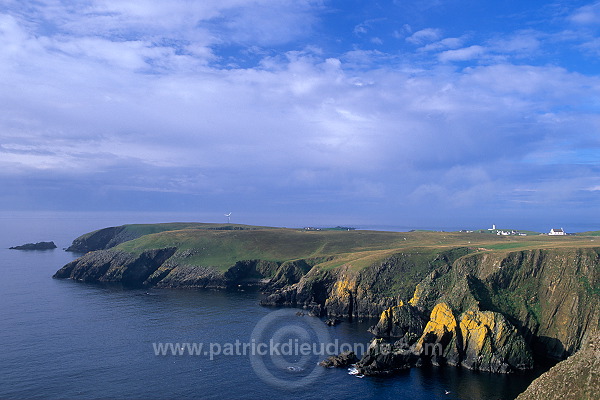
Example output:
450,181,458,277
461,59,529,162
1,0,599,229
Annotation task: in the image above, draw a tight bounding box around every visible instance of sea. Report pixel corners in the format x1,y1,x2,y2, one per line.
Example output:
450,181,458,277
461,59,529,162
0,212,546,400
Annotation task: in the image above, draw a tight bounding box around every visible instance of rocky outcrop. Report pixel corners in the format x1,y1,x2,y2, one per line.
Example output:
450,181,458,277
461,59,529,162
10,241,57,250
458,310,533,373
261,259,314,290
318,351,358,368
265,246,598,372
151,259,281,289
369,301,427,339
414,302,462,366
54,246,316,289
353,302,533,375
355,337,417,375
516,331,600,400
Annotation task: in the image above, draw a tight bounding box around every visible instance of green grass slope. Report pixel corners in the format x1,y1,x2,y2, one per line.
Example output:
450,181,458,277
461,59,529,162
112,224,600,272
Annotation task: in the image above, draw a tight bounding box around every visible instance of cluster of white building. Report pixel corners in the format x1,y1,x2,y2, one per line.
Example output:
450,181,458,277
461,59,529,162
487,225,527,236
496,230,527,236
487,225,568,236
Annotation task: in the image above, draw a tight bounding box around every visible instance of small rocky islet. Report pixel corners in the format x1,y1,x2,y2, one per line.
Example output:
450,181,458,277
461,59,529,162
53,223,600,398
10,241,57,250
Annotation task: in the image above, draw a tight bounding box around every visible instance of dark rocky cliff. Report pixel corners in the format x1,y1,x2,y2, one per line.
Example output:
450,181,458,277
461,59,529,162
54,247,314,289
54,247,178,286
263,247,599,373
261,248,471,318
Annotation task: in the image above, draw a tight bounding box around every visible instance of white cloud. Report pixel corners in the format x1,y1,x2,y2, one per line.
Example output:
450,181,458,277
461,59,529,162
489,31,541,55
579,37,600,55
569,2,600,25
438,45,485,62
353,18,387,41
1,0,600,224
354,24,368,35
419,37,464,52
406,28,442,44
8,0,323,51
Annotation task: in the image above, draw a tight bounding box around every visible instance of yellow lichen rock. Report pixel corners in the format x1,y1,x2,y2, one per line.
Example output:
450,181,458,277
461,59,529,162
428,303,457,331
414,303,461,365
415,303,457,351
460,310,495,355
323,276,358,317
408,284,422,306
458,310,533,373
332,278,356,299
376,301,405,329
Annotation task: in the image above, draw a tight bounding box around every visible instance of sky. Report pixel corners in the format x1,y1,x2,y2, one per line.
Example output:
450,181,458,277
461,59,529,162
1,0,600,231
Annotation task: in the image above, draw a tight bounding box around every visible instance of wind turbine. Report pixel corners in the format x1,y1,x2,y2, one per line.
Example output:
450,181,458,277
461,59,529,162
225,212,232,223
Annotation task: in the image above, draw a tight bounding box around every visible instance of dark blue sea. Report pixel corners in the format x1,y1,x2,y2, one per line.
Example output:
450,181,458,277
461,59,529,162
0,212,543,399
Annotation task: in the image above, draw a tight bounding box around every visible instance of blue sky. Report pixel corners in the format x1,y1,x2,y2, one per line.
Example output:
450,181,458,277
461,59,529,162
1,0,600,231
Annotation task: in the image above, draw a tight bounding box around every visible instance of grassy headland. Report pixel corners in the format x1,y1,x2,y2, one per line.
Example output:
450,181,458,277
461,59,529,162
112,224,600,272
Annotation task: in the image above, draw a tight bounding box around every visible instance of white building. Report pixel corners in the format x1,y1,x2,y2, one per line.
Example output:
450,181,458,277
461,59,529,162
549,228,566,236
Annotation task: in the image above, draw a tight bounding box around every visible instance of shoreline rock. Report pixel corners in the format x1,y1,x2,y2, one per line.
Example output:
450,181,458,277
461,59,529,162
318,351,358,368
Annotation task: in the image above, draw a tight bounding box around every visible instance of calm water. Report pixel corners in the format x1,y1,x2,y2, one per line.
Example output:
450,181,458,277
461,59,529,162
0,212,543,399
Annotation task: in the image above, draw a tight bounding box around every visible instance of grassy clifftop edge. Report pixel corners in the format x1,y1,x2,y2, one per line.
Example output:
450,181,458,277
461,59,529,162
105,223,600,272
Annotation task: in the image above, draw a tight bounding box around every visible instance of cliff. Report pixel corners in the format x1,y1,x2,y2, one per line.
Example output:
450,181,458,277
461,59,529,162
261,248,472,318
516,331,599,400
54,248,309,289
405,249,600,360
263,248,599,373
55,248,178,286
55,224,600,375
